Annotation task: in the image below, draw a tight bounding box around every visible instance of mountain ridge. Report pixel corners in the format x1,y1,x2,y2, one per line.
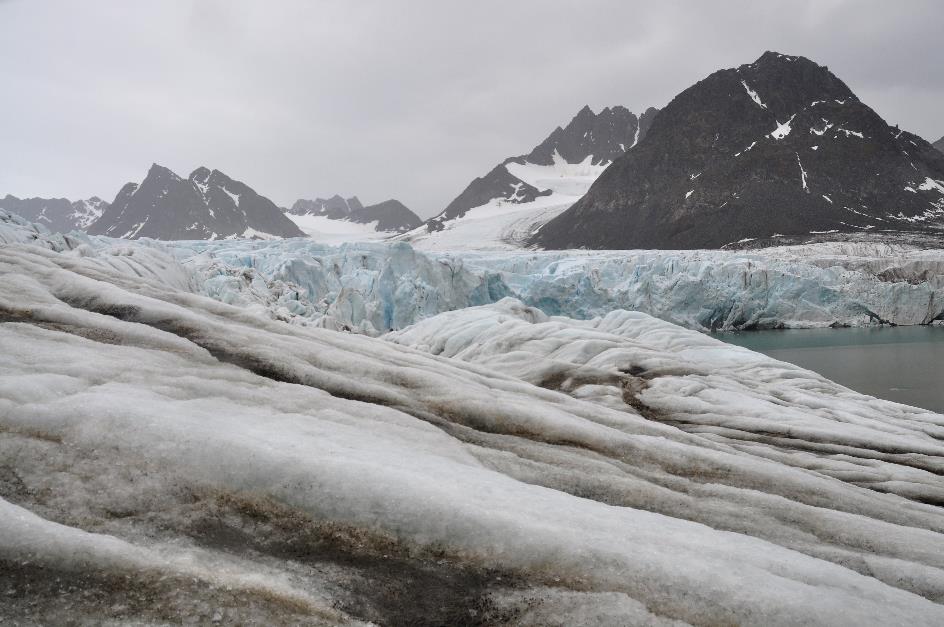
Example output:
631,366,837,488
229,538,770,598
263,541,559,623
88,164,305,240
427,105,659,229
287,194,421,233
0,194,107,232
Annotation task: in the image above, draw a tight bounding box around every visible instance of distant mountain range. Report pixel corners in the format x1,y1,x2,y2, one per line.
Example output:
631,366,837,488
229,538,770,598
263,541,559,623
532,51,944,250
86,164,304,240
0,195,107,232
4,52,942,249
286,195,421,234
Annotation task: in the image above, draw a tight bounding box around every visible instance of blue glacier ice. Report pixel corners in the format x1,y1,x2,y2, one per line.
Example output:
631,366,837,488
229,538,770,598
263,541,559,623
3,209,941,335
160,237,944,334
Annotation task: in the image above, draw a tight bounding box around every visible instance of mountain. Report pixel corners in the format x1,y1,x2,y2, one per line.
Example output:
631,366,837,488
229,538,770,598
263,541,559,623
934,136,944,154
532,52,944,250
285,194,422,239
431,105,659,227
348,199,422,232
0,194,107,232
288,195,365,220
397,105,658,251
88,164,305,240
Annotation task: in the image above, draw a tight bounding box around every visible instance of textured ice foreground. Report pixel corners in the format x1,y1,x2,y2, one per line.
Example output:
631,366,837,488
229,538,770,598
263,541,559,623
3,221,944,624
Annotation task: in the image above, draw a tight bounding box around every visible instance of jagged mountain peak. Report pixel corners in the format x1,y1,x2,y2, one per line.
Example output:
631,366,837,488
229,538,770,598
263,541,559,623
532,52,944,250
146,162,181,179
87,164,304,240
189,166,212,183
426,103,659,228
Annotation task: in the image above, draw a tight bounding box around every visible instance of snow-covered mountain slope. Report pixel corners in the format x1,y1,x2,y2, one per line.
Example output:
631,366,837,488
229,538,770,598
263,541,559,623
934,136,944,154
87,164,305,240
400,152,613,251
286,194,422,241
534,51,944,250
0,194,107,232
398,105,658,251
3,231,944,624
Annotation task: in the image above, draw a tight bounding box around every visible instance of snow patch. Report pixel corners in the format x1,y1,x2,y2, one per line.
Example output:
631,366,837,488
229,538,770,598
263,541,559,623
796,153,808,191
770,115,796,140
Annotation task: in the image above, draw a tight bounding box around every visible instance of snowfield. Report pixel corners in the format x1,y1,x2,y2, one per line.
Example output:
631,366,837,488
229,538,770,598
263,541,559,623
2,210,944,624
285,213,391,244
397,151,609,252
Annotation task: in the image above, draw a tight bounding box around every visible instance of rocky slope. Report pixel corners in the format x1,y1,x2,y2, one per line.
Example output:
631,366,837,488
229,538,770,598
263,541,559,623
88,164,304,240
0,195,107,232
532,52,944,250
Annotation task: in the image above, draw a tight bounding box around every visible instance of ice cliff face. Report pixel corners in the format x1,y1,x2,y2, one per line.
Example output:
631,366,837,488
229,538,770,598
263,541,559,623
164,236,944,334
3,230,944,624
4,210,942,336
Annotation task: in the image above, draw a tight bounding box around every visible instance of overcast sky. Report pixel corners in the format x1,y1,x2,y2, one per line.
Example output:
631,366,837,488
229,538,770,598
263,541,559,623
2,0,942,218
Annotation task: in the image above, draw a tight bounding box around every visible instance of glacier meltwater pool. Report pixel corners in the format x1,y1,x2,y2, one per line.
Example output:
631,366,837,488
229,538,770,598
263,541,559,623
719,325,944,414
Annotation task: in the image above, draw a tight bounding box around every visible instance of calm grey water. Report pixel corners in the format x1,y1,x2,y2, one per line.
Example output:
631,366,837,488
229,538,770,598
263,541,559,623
719,326,944,414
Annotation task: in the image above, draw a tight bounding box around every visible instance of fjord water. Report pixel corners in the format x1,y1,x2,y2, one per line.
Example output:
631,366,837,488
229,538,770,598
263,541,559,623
720,326,944,413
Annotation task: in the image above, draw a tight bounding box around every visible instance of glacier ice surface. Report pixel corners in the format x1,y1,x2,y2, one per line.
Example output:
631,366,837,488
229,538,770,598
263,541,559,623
2,237,944,623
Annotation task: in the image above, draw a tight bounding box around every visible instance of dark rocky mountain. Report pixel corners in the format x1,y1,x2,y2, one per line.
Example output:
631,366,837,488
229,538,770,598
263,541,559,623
0,195,108,232
934,136,944,154
349,199,422,232
287,194,421,233
532,52,944,250
88,164,305,240
428,105,659,229
288,195,364,220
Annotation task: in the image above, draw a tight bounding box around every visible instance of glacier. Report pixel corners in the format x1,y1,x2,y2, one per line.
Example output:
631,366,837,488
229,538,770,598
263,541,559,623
3,209,942,336
2,226,944,624
145,236,944,334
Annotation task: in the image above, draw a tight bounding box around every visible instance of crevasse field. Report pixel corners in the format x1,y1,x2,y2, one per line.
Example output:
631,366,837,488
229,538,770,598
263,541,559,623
3,209,944,625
